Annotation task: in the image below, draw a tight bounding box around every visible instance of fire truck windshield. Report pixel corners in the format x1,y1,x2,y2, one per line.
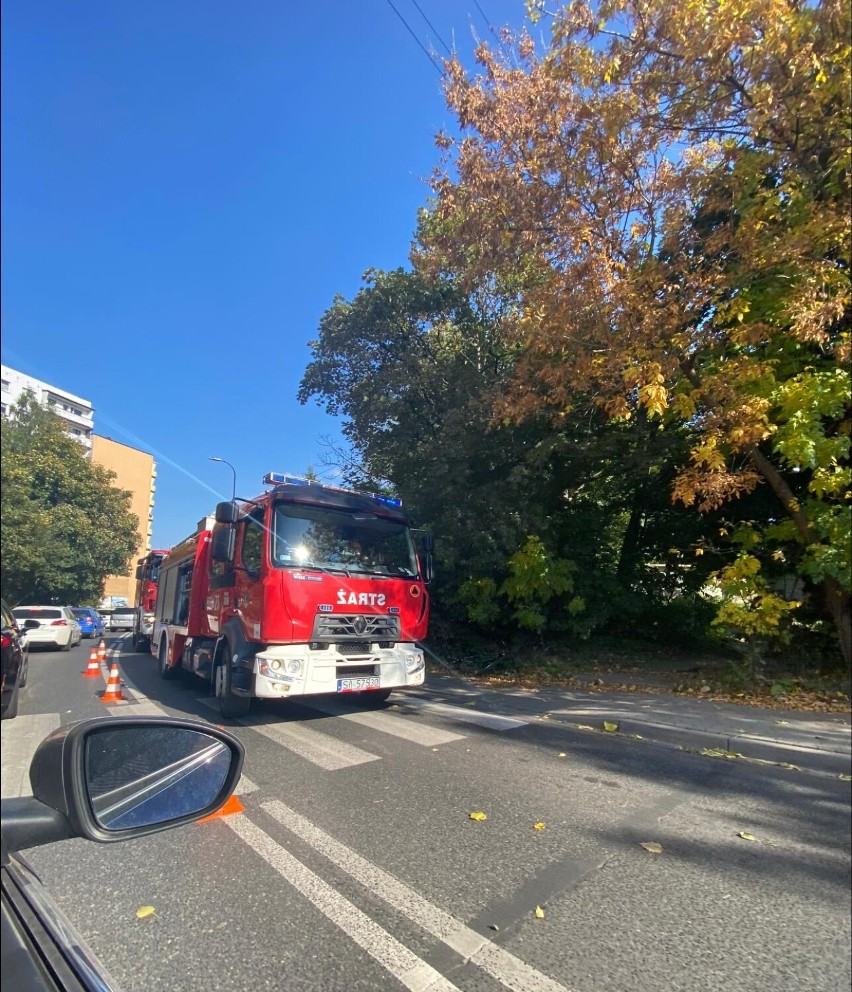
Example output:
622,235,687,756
272,503,418,578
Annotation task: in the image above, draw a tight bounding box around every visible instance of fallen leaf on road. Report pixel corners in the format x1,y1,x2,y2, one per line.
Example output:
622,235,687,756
469,811,487,821
489,924,500,931
541,713,552,719
773,720,790,726
738,831,758,842
534,906,545,919
533,822,546,831
640,842,663,854
557,752,567,758
603,721,619,732
779,762,800,771
431,748,439,752
135,906,157,920
628,734,644,740
576,724,596,731
838,773,851,781
699,747,742,759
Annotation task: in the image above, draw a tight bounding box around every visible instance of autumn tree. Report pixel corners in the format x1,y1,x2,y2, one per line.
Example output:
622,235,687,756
416,0,851,664
1,393,139,606
300,268,722,643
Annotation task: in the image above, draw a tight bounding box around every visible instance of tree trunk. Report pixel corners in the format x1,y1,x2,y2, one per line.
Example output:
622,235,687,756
747,444,851,671
824,575,852,674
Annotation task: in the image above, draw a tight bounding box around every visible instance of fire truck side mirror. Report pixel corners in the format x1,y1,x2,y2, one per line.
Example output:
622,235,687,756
416,533,434,584
135,566,143,581
211,527,236,563
215,501,238,525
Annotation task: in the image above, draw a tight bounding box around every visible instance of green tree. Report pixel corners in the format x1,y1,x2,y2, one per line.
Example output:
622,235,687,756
416,0,851,664
1,393,139,605
299,268,721,644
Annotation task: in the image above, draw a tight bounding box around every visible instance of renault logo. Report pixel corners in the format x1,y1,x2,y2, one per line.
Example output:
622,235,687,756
353,615,367,635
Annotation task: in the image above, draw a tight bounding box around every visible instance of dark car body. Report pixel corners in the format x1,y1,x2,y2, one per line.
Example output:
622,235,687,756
1,599,29,720
71,607,105,639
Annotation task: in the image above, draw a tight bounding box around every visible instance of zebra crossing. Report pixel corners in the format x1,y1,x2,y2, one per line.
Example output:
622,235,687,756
1,682,527,796
193,692,522,771
1,665,575,992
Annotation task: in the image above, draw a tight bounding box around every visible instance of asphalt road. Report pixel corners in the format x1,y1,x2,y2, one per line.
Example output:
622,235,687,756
3,636,850,992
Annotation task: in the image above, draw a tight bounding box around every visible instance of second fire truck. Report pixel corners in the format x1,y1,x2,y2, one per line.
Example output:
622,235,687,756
132,548,169,650
151,474,433,716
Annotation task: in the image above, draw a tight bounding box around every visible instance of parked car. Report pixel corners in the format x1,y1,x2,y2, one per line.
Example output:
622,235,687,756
1,599,30,720
11,606,83,651
108,606,137,632
1,716,244,991
71,607,106,639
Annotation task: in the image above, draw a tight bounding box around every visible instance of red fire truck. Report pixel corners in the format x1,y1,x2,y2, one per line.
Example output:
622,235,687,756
132,549,169,650
151,474,433,717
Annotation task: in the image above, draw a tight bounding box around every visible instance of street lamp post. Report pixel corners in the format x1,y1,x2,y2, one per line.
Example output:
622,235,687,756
209,456,237,502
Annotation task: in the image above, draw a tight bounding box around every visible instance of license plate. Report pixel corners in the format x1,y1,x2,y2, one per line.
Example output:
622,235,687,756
337,677,381,693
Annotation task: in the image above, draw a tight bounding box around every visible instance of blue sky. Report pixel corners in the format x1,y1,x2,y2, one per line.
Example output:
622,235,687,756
1,0,532,548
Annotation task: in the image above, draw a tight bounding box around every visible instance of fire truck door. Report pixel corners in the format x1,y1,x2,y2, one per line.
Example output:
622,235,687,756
236,508,265,641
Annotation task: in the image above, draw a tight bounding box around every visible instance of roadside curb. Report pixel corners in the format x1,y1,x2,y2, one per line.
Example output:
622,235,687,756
565,716,852,775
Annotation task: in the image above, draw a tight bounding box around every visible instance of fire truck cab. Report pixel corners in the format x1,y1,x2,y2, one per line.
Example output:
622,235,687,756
132,549,169,651
152,474,433,717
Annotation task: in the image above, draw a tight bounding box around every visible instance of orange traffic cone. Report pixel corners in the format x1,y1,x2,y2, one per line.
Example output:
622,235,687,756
97,640,107,664
82,647,101,678
100,660,125,703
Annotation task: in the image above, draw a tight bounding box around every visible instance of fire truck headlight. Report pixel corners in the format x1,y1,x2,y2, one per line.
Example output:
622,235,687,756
404,651,424,673
287,659,303,676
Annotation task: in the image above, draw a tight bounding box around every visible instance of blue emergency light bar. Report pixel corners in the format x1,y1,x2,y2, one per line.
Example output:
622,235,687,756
263,473,402,508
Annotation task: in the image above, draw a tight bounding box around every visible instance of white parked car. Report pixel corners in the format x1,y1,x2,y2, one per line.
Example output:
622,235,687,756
11,606,83,651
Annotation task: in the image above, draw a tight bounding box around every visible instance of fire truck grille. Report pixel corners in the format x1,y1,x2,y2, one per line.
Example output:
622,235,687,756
311,614,401,642
338,641,371,655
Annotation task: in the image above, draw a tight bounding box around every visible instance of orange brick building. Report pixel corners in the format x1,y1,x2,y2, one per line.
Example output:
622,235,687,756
91,435,157,605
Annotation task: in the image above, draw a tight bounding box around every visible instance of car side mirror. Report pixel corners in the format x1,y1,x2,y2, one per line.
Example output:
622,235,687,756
24,619,40,630
2,717,244,850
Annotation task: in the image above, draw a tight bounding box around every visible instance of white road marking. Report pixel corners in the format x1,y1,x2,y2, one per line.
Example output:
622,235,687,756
400,697,528,732
103,672,261,794
197,697,382,770
300,700,465,747
248,719,380,770
227,815,460,992
261,800,574,992
1,713,61,798
233,775,259,795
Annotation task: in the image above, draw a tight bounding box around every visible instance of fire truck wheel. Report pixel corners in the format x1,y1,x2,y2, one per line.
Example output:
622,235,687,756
215,644,251,719
158,639,178,680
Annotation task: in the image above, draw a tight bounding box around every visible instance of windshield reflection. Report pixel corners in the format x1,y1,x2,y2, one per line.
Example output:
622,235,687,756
273,504,417,577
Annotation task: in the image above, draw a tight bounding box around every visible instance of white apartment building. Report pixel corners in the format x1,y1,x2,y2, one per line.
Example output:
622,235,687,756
1,364,94,450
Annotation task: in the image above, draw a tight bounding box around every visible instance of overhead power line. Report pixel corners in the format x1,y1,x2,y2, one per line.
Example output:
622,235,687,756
383,0,444,74
409,0,453,56
473,0,499,40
